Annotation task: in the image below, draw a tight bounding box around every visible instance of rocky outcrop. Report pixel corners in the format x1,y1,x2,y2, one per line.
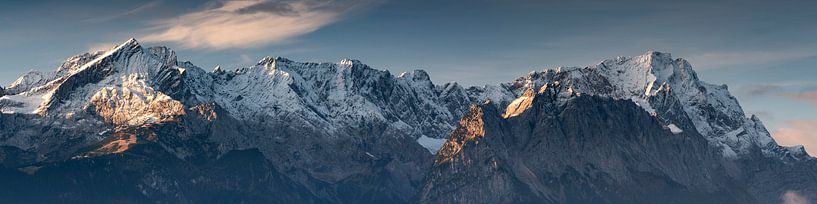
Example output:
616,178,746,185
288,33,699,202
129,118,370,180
88,77,186,126
421,86,759,204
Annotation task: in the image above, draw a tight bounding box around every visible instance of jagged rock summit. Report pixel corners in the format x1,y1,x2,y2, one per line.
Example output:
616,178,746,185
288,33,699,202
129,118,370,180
0,38,814,203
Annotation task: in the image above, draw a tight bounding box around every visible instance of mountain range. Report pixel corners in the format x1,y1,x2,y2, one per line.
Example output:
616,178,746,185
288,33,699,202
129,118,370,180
0,38,814,203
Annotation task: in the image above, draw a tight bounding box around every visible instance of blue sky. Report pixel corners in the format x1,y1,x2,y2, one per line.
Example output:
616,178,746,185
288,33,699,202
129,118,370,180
1,0,816,153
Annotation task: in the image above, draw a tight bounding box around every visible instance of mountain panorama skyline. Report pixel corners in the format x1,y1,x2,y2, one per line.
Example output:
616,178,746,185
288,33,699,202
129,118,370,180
5,37,817,156
0,38,815,203
3,0,817,163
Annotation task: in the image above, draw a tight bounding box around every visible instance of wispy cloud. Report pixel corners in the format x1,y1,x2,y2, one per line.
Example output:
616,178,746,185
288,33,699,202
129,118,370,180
239,54,254,65
685,49,817,70
740,82,817,100
773,120,817,156
84,0,164,23
141,0,379,50
740,84,782,96
86,42,118,53
782,92,817,105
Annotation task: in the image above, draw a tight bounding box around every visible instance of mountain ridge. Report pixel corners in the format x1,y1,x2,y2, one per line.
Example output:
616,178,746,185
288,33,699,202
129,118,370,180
423,90,759,203
0,38,814,203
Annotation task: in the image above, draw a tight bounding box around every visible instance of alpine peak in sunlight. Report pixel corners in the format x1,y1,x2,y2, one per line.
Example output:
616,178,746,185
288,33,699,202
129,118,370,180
0,38,815,203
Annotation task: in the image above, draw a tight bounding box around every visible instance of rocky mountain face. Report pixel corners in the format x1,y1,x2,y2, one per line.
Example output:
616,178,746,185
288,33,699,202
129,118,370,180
0,39,814,203
423,91,754,204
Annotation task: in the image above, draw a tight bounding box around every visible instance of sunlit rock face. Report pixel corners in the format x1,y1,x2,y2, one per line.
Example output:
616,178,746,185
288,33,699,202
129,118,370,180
422,86,758,204
0,39,814,203
89,75,186,126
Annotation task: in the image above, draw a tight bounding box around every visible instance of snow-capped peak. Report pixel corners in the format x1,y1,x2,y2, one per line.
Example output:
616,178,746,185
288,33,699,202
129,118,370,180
68,37,143,75
212,65,224,74
257,56,277,66
5,70,50,95
1,38,184,120
339,58,362,66
398,70,431,82
498,50,792,159
593,51,679,98
208,55,465,144
0,41,803,160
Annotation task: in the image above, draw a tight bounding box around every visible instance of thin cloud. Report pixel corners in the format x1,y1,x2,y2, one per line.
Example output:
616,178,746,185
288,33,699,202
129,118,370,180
685,49,817,70
141,0,379,50
239,54,254,65
772,120,817,156
84,1,164,23
86,42,118,53
781,92,817,105
741,84,782,96
739,82,817,99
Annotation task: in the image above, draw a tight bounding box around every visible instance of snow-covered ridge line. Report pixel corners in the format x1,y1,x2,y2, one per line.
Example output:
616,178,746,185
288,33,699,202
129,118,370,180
0,39,807,160
499,51,802,159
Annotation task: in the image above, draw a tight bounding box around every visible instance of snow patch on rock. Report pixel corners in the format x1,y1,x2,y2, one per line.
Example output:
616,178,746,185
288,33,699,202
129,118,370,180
417,135,446,154
667,124,683,134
